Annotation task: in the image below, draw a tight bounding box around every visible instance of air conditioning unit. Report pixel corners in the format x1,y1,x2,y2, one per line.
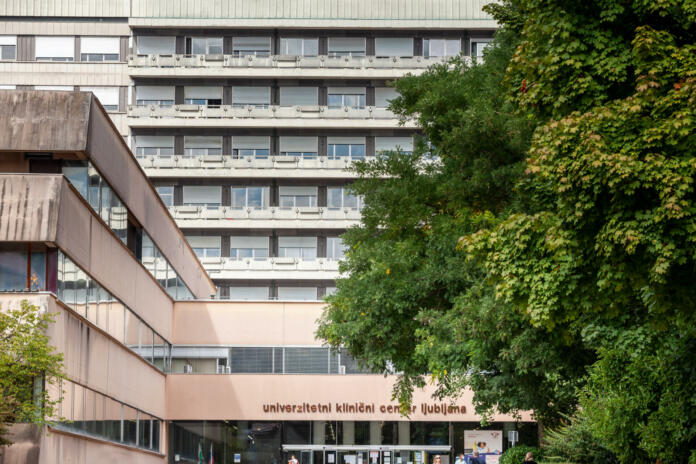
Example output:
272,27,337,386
183,364,193,374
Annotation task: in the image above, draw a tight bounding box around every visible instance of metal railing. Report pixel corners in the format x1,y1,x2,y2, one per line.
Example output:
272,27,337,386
128,104,397,120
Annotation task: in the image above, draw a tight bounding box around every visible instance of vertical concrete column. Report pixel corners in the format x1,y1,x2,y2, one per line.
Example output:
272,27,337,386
74,37,81,62
343,421,355,445
174,135,184,156
223,36,233,54
398,422,410,445
17,36,35,61
366,37,376,56
318,186,327,207
173,185,184,206
414,38,423,57
366,137,375,157
221,185,231,206
370,422,381,445
120,37,129,60
313,421,326,444
319,87,328,106
223,136,232,156
223,86,233,105
175,86,185,104
317,236,327,258
366,87,376,107
319,37,328,55
221,236,231,258
319,136,328,157
176,36,186,54
462,32,470,57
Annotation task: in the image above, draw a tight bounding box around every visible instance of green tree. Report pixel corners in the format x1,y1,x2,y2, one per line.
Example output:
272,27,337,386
318,31,592,425
0,300,64,446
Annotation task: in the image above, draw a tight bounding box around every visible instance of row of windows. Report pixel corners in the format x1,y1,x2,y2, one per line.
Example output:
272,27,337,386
184,235,347,261
170,346,364,374
156,185,362,210
49,379,161,452
59,160,194,300
56,251,173,372
0,35,121,62
0,85,122,112
134,85,399,109
218,286,334,301
136,136,413,160
137,35,491,58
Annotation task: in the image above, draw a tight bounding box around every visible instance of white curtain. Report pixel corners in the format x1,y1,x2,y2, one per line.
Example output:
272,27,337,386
81,37,120,54
35,36,74,58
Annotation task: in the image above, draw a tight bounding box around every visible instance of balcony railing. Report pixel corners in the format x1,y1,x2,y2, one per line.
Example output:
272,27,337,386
169,205,362,225
128,104,397,120
198,257,341,279
129,54,453,70
136,154,366,173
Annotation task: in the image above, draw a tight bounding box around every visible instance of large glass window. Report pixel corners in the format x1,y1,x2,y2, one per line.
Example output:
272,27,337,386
136,36,176,55
186,37,223,55
135,135,175,158
80,86,119,111
156,186,174,207
328,37,366,57
375,136,414,155
279,186,317,208
184,136,223,156
327,187,362,210
375,38,414,57
279,136,318,159
278,237,317,260
0,245,46,292
232,37,271,56
35,36,75,61
328,87,366,109
424,38,461,58
182,186,222,209
186,236,221,258
135,85,175,107
232,136,271,159
232,86,270,108
328,138,366,160
327,237,347,260
471,40,493,58
229,236,269,260
231,186,269,209
184,86,223,107
80,37,120,62
227,286,270,300
0,36,17,60
280,38,318,56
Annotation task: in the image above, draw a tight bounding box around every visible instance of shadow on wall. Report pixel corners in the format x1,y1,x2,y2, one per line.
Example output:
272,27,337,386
0,424,41,464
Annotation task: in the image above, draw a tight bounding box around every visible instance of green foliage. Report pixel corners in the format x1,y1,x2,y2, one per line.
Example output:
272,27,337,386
500,445,543,464
542,414,617,464
0,300,64,446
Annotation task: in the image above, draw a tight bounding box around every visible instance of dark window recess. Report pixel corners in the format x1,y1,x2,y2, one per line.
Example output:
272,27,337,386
26,152,62,173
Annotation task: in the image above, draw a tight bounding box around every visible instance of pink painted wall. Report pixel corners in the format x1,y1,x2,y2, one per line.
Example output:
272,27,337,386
39,429,165,464
166,374,533,422
173,301,324,345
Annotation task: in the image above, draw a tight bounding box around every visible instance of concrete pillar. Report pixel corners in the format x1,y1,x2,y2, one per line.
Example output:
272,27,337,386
369,422,381,445
343,421,355,445
313,421,326,444
398,422,410,445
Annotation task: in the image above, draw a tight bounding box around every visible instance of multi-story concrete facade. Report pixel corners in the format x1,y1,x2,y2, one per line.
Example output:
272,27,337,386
0,3,538,464
1,0,497,301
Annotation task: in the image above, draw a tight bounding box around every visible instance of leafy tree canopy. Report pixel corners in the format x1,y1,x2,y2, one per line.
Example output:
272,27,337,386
0,300,64,446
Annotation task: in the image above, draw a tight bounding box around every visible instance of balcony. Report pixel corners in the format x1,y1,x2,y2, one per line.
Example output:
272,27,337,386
127,104,411,129
128,54,456,79
137,154,362,178
169,205,361,229
198,257,341,280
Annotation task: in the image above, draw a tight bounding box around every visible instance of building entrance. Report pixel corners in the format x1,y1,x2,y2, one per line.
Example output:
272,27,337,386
282,445,451,464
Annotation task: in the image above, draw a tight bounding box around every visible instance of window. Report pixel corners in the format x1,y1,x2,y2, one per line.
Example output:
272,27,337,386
328,87,366,109
279,186,317,208
277,287,318,301
232,37,271,56
278,237,317,260
229,236,269,260
231,136,270,159
80,86,119,111
0,36,16,60
279,136,318,159
327,136,366,160
136,86,175,106
155,186,174,207
327,187,362,210
186,37,223,55
375,38,413,57
0,85,15,89
232,86,270,108
325,286,337,296
228,286,270,300
184,86,222,107
34,85,73,91
80,37,120,61
328,37,365,57
279,87,318,107
184,136,222,156
135,135,175,158
471,40,493,57
327,237,347,260
136,36,176,55
280,38,318,56
424,38,461,57
0,245,46,291
182,186,221,209
231,186,269,209
375,87,399,108
375,136,414,155
35,36,75,61
186,236,221,258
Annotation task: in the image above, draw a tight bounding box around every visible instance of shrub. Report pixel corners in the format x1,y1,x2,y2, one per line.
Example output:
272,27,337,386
500,446,543,464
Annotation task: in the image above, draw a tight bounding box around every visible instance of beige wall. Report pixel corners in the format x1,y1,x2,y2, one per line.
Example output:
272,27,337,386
39,429,165,464
173,300,324,345
167,374,532,422
0,294,166,419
